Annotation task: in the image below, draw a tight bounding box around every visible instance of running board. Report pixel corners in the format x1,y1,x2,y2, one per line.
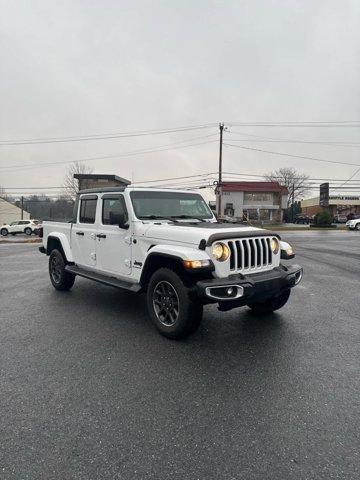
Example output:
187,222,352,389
65,265,141,292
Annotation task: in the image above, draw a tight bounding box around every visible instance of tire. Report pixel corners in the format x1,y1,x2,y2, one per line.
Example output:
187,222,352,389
25,227,32,235
0,228,8,236
49,249,75,291
147,267,203,339
356,223,360,231
247,289,291,315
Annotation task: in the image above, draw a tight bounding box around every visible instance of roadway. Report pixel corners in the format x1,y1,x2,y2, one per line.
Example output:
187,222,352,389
0,231,359,479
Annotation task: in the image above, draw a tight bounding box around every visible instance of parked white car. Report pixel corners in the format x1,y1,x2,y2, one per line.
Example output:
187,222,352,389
1,219,41,236
346,218,360,230
39,187,302,339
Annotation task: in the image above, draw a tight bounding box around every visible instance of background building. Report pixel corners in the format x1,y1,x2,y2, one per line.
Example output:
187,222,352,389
301,195,360,218
0,197,30,225
217,181,289,222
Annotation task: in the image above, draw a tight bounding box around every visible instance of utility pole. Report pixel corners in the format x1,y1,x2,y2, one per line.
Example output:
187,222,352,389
291,183,295,222
21,196,24,220
217,122,224,217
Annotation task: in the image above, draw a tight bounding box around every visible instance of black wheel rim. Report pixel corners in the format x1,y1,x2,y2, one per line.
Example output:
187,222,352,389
50,256,62,283
153,281,180,326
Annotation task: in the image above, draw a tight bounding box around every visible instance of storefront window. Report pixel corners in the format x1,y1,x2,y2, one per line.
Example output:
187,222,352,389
244,192,273,203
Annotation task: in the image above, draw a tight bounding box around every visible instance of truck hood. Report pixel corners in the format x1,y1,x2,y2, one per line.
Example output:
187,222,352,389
142,222,278,247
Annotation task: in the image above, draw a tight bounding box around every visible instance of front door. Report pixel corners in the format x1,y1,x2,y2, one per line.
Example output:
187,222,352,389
95,194,132,278
9,221,20,233
71,195,98,269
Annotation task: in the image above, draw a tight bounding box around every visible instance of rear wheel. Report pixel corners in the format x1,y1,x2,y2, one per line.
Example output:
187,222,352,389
356,223,360,231
25,227,32,235
49,249,75,291
247,289,291,315
1,228,8,236
147,268,203,339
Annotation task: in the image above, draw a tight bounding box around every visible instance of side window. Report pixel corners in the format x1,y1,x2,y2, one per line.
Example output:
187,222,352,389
79,198,97,224
19,221,29,225
102,196,127,225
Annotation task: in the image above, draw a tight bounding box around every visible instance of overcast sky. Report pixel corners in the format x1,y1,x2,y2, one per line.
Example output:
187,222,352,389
0,0,359,199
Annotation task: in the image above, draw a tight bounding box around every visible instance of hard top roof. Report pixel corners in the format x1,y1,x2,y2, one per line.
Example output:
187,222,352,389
77,186,200,195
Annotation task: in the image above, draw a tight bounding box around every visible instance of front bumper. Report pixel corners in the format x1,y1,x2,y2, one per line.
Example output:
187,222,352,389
195,264,303,310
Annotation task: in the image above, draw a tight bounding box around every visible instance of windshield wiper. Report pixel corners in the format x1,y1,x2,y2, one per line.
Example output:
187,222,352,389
139,215,179,223
170,215,206,222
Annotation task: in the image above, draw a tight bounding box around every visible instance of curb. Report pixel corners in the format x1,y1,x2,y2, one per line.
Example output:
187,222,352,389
0,238,42,244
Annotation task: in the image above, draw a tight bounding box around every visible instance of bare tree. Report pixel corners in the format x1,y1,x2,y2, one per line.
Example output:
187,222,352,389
63,162,93,200
265,167,310,207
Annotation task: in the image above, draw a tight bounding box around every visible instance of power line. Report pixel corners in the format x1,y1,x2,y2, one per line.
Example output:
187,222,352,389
226,132,360,147
224,143,360,167
4,173,360,191
222,171,360,182
227,121,360,127
333,167,360,190
0,123,217,146
0,136,218,172
2,173,218,190
133,172,217,185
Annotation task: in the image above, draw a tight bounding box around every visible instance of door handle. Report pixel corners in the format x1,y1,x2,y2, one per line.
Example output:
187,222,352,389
76,231,84,236
96,233,107,239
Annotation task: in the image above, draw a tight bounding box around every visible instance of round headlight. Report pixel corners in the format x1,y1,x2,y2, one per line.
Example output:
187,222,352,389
270,238,280,254
211,242,230,262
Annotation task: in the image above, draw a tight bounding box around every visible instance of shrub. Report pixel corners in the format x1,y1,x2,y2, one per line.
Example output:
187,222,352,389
314,211,333,226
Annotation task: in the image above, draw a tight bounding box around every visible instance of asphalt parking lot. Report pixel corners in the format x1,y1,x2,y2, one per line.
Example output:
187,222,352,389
0,231,359,480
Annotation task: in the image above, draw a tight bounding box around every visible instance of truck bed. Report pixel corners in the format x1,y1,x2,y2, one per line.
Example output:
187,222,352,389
43,221,73,247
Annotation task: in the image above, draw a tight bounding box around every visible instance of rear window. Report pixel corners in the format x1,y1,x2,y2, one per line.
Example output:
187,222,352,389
79,198,97,224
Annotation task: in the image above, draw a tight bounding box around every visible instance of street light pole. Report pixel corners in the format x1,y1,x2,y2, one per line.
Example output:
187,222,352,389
217,122,224,217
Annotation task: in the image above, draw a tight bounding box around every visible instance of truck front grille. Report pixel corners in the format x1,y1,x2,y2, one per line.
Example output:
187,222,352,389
227,237,274,273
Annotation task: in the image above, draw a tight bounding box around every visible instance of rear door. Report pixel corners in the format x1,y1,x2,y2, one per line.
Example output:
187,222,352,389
18,220,30,232
96,194,132,277
71,195,98,269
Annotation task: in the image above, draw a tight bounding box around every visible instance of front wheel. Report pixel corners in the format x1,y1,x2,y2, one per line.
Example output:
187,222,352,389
356,223,360,231
247,289,291,315
49,249,75,291
147,268,203,339
1,228,8,236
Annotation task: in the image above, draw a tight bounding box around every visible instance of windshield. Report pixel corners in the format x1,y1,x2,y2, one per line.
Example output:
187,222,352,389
130,191,214,220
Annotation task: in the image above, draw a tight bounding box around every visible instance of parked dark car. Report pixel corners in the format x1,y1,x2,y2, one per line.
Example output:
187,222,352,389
294,214,310,224
333,214,347,224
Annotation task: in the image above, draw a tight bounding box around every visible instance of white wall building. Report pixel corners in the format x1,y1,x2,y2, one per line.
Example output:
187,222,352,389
0,198,30,225
217,181,289,222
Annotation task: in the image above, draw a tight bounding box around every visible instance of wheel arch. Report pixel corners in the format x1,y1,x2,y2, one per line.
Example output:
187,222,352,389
46,234,73,263
139,244,213,291
140,253,186,290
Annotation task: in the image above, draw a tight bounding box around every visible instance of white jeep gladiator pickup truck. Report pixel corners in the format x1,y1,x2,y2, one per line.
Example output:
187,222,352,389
39,187,303,339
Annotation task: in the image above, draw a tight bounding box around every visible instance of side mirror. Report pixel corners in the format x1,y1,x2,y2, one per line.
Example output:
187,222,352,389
109,212,129,229
118,213,129,230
